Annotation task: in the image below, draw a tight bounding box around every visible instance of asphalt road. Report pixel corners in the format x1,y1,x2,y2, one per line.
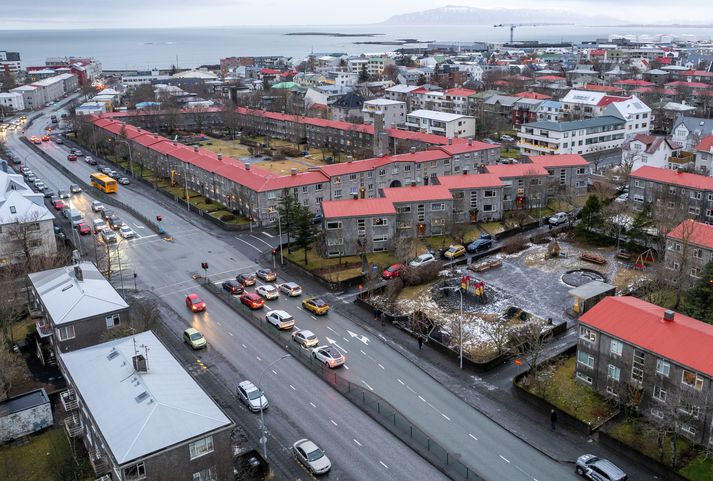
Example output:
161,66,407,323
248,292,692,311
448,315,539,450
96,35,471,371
5,105,446,481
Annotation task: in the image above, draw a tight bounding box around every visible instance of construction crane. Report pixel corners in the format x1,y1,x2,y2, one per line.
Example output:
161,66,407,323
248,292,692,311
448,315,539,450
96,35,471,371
493,23,569,43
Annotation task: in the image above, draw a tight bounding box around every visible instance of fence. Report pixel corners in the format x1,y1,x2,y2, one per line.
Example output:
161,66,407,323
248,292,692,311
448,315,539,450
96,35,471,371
20,137,165,236
203,280,484,481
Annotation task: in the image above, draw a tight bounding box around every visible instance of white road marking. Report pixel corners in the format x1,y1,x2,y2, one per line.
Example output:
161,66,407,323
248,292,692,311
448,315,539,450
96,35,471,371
342,337,350,343
469,433,478,441
249,234,273,248
325,337,348,354
418,395,426,402
256,356,262,361
406,385,416,394
235,237,262,252
360,350,367,356
216,321,222,326
361,380,374,391
353,439,362,446
289,384,296,391
228,332,234,337
261,231,274,238
347,329,370,345
271,370,277,375
499,455,510,464
310,315,317,320
310,402,317,408
343,365,349,370
397,379,405,385
442,413,451,421
330,419,338,426
326,326,338,333
378,363,385,370
379,461,389,469
241,344,247,348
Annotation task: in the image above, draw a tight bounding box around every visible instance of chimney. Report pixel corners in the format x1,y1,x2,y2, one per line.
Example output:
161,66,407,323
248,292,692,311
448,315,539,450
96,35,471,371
663,310,675,321
468,138,473,146
172,141,177,146
193,146,199,152
411,180,417,187
73,265,83,282
447,137,452,145
347,156,353,163
410,147,416,154
133,354,148,372
291,168,297,176
217,153,223,160
245,162,251,170
353,193,358,200
463,167,469,175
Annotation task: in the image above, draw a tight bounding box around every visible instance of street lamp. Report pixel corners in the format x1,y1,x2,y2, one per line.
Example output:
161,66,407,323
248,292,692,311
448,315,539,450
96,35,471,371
440,286,464,369
257,354,291,461
115,138,134,177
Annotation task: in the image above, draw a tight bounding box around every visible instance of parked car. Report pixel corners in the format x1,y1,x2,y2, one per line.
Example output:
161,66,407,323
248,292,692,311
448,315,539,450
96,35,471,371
185,293,206,312
444,244,466,260
27,174,37,183
312,346,345,368
614,192,629,203
240,292,265,310
20,167,31,175
33,180,45,190
54,137,64,144
108,171,120,179
100,167,112,175
100,229,117,244
236,273,257,286
256,284,279,300
222,279,244,295
278,282,302,297
575,454,627,481
409,252,435,267
118,177,130,185
500,134,515,142
256,268,277,282
265,310,295,330
119,225,136,239
292,329,319,348
466,234,493,254
183,328,207,350
302,297,329,316
91,200,104,212
69,184,82,194
548,212,569,226
236,380,268,413
292,438,331,476
67,154,77,161
84,155,96,165
43,189,54,198
382,264,403,280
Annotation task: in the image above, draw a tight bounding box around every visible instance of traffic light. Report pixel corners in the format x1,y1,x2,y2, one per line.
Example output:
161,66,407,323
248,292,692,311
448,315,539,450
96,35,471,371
201,262,209,270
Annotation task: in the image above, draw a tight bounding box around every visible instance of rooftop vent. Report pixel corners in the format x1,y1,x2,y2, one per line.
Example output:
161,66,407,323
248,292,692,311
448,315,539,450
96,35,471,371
447,137,453,145
410,147,416,154
411,180,417,187
193,146,199,152
245,162,251,170
107,349,120,361
217,153,223,160
291,168,297,176
467,138,473,146
73,265,83,282
663,310,675,321
133,354,148,372
134,391,150,403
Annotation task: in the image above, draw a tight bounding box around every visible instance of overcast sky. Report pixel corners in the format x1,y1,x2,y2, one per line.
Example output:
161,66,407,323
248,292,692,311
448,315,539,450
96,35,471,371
2,0,711,28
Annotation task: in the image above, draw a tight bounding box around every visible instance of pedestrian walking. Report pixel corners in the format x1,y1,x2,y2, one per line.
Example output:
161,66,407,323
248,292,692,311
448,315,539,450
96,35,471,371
550,409,557,431
417,335,423,350
372,307,379,322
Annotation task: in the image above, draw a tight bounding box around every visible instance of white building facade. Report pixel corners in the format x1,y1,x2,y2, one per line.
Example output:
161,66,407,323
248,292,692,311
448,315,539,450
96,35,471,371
405,109,476,138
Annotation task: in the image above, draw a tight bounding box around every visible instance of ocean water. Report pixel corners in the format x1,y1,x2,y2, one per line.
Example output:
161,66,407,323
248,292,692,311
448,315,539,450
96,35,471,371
1,25,712,70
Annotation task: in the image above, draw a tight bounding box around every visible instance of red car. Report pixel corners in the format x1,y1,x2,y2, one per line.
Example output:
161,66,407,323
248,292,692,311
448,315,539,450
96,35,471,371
76,223,91,236
67,154,77,161
382,263,403,280
240,292,265,310
41,135,50,142
185,293,206,312
52,199,65,210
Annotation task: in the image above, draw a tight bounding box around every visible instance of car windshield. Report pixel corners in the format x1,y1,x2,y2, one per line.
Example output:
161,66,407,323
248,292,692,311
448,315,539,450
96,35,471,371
306,334,317,341
246,389,263,400
387,266,398,272
189,333,203,341
313,299,325,306
448,247,457,252
191,297,202,304
306,448,325,462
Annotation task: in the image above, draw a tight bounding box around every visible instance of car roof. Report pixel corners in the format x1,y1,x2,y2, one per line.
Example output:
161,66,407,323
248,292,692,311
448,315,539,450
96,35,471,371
296,439,319,452
184,327,199,335
238,380,258,391
592,458,626,476
187,293,200,299
282,281,299,287
299,329,315,337
261,284,276,290
267,310,290,317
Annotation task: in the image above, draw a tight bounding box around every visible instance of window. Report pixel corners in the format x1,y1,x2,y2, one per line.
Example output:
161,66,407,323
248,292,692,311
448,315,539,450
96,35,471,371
579,326,596,343
373,234,388,242
577,350,594,368
608,364,621,382
680,403,701,419
397,206,411,213
653,385,667,402
267,191,276,200
484,190,496,198
606,386,618,397
576,372,592,384
29,239,42,248
651,409,663,419
9,206,16,214
682,370,704,391
431,203,445,211
691,191,702,200
689,206,700,215
315,184,323,191
378,169,386,176
349,174,357,181
372,218,388,226
577,167,586,175
124,462,147,481
189,436,214,460
682,424,697,436
326,221,342,230
105,314,120,329
656,359,670,377
483,204,494,212
691,267,701,278
693,248,703,259
334,176,341,184
57,325,75,341
333,189,342,198
192,467,217,481
610,339,622,356
632,349,645,383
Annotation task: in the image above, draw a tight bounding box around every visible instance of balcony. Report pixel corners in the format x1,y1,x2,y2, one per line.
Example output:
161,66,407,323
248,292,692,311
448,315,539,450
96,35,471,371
35,319,53,338
94,475,111,481
60,389,79,412
64,414,82,438
89,451,109,476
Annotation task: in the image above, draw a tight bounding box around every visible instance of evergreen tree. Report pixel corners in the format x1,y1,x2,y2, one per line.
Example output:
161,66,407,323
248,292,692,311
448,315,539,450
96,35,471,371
626,203,652,250
277,189,300,253
576,195,603,237
359,63,369,83
293,204,318,265
682,261,713,324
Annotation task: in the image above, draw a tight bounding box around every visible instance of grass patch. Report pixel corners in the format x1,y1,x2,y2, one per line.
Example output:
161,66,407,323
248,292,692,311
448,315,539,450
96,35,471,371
208,210,249,225
500,148,520,159
480,221,505,235
520,356,617,425
680,455,713,481
0,428,92,481
642,289,681,310
10,318,35,343
421,235,456,251
284,246,396,281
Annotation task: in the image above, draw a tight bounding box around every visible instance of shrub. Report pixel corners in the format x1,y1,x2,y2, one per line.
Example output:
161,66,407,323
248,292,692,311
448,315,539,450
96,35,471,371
205,198,213,204
401,262,440,287
220,214,236,222
501,234,528,254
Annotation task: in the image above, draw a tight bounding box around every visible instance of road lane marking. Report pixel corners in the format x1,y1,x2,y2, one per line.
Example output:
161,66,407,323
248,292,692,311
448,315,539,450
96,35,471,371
418,395,426,402
378,363,385,370
249,234,273,248
353,439,362,446
342,337,350,343
310,402,316,408
235,237,262,252
361,380,374,391
271,370,277,375
499,455,510,464
330,420,338,426
379,461,389,469
310,315,317,320
441,413,451,421
469,433,478,441
326,326,338,333
289,384,296,391
216,321,222,326
406,385,416,393
261,231,274,238
397,379,405,385
241,344,247,348
360,350,367,356
256,356,261,361
228,332,234,337
343,365,349,370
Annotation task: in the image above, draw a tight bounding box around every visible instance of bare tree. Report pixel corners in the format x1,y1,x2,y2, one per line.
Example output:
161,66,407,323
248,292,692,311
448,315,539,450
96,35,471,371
509,320,552,394
0,331,24,401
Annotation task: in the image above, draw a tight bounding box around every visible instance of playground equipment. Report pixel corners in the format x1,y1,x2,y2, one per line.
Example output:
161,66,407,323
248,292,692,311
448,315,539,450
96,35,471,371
579,252,607,265
547,239,561,258
634,249,656,270
460,276,489,304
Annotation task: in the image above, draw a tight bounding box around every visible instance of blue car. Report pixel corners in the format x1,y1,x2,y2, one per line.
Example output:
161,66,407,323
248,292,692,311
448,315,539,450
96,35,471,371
466,234,493,254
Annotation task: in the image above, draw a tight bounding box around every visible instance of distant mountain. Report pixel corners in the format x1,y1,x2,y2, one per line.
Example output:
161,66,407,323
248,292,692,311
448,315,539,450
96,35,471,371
381,5,621,26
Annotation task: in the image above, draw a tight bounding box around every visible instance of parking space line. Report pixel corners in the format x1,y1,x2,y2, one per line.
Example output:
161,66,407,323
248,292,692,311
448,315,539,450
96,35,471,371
353,439,362,446
379,461,389,469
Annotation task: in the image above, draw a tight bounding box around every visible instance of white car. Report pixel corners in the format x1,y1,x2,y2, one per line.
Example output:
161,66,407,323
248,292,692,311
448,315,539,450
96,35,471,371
119,225,136,239
265,310,294,330
292,329,319,348
614,192,629,203
409,252,435,268
91,200,105,212
256,284,279,300
548,212,568,226
312,346,345,368
279,281,302,297
292,438,331,476
34,180,45,190
236,380,268,413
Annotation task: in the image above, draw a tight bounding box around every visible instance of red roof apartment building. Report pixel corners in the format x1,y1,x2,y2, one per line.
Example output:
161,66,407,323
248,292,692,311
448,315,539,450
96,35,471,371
664,219,713,286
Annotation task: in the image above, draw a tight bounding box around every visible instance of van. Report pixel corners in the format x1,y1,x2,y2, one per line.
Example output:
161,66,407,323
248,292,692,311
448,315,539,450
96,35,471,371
69,209,84,227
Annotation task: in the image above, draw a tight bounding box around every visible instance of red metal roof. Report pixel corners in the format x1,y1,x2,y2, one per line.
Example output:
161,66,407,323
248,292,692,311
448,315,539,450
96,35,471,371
131,133,165,148
633,87,677,95
484,163,549,178
437,173,504,190
321,198,397,218
667,219,713,250
615,79,655,86
445,88,477,97
435,142,500,155
630,166,713,191
536,75,566,81
382,184,453,202
529,154,589,168
579,296,713,378
665,81,710,89
582,84,620,93
513,91,552,100
262,170,330,190
595,95,630,107
696,135,713,152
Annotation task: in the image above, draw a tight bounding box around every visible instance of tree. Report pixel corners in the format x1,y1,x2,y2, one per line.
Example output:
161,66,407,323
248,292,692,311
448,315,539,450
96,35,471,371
277,189,300,253
576,194,603,237
2,69,16,91
626,203,652,251
292,204,318,264
509,320,552,394
0,331,24,401
682,261,713,324
359,63,369,83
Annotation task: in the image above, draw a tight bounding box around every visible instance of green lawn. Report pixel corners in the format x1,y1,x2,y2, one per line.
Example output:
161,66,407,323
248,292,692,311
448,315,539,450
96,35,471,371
680,455,713,481
0,428,91,481
521,357,618,425
209,210,249,225
500,148,520,159
480,221,505,235
284,246,396,282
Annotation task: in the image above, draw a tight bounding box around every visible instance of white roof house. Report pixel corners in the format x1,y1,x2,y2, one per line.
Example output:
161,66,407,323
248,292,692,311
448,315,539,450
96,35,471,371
28,262,128,326
406,109,469,123
0,190,54,224
59,331,233,464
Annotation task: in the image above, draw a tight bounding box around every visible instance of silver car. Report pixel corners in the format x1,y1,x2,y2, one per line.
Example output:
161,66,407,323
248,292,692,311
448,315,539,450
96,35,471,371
292,329,319,348
279,282,302,297
312,346,345,368
292,438,331,475
576,454,627,481
236,380,268,413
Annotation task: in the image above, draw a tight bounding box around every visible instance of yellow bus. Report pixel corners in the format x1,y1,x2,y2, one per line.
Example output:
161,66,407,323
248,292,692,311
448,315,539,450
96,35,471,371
90,173,118,193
